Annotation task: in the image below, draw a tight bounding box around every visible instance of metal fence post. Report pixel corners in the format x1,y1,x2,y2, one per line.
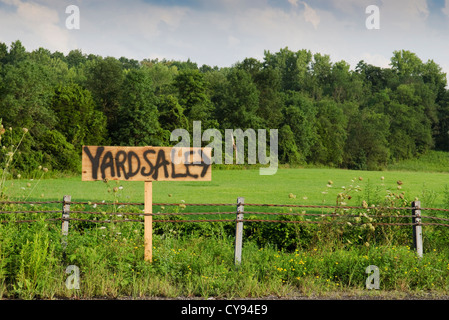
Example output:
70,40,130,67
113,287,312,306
62,195,71,249
412,200,423,258
234,197,244,266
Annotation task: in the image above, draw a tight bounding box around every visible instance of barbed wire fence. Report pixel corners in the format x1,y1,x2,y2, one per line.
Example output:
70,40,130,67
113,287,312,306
2,197,449,262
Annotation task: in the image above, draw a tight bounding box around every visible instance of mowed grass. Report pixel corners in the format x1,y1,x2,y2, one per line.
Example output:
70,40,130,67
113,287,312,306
6,166,449,209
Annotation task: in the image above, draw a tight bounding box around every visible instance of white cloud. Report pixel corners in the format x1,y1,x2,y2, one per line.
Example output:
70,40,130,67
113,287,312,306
228,35,240,47
0,0,448,76
301,2,320,29
0,0,72,53
380,0,429,31
359,53,390,68
443,0,449,17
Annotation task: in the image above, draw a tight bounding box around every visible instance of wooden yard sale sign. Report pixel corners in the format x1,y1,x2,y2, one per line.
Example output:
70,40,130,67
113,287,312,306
82,146,212,262
82,146,212,182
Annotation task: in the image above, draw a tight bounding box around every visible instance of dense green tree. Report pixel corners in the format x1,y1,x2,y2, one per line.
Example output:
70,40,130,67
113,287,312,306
145,63,178,96
215,68,263,129
0,59,56,135
278,124,301,164
310,99,347,166
157,94,189,141
66,49,86,69
51,83,108,150
263,48,312,92
1,40,448,173
344,107,390,170
281,91,317,162
390,50,424,81
174,69,214,125
116,68,162,146
85,56,124,133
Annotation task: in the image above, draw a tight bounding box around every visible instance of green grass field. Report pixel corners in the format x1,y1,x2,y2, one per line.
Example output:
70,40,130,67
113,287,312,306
6,166,449,209
3,152,449,299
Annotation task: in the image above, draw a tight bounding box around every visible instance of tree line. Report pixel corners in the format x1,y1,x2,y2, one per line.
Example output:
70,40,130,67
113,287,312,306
0,40,448,174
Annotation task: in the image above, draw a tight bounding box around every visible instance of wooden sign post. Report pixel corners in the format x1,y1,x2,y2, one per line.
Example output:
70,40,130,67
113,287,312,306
81,146,212,262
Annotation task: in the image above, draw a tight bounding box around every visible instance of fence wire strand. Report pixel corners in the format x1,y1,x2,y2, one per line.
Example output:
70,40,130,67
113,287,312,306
1,199,449,227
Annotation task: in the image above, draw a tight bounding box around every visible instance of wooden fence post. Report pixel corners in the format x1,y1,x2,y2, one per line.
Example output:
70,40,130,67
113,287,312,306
62,195,71,249
235,197,244,266
412,200,423,258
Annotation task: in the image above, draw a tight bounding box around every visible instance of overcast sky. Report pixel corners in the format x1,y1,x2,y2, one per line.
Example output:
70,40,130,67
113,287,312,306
1,0,449,78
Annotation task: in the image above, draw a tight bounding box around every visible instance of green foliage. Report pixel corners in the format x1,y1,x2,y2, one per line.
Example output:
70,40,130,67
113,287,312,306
1,40,449,172
310,99,348,166
39,129,80,172
116,68,163,146
52,83,107,150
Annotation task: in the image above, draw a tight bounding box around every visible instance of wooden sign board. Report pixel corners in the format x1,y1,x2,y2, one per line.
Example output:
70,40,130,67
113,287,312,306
81,145,212,263
82,146,212,182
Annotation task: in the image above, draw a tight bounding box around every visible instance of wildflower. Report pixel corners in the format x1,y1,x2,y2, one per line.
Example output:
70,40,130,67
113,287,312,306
303,196,308,200
289,193,296,199
17,174,21,179
22,128,28,133
362,200,368,209
381,176,384,180
42,167,48,173
397,186,402,190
